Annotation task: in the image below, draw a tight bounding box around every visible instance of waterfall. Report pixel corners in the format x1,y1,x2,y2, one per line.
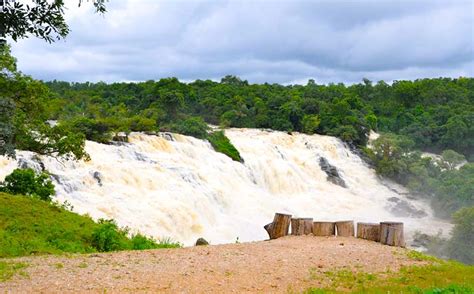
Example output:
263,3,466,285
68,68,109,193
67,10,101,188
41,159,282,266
0,128,451,245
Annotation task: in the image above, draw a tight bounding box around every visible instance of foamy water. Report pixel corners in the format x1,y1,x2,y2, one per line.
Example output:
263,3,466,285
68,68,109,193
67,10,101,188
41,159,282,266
0,129,451,245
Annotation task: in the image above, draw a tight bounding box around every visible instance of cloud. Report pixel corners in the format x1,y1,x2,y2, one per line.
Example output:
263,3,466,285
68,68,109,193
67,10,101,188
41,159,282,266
9,0,474,84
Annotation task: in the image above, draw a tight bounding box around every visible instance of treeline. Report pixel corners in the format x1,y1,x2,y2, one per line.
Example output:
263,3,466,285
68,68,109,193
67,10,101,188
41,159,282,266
45,76,474,159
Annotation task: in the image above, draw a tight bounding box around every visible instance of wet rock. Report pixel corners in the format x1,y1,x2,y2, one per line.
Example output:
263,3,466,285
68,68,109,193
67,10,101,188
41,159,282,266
17,157,44,172
92,171,103,186
160,132,174,141
195,238,209,246
411,233,431,248
319,157,347,188
112,132,129,143
387,197,428,218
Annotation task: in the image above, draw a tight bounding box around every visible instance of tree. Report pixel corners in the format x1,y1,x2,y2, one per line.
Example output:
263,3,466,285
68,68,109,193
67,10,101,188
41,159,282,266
302,114,320,134
0,0,106,43
0,168,55,201
0,45,88,160
447,206,474,264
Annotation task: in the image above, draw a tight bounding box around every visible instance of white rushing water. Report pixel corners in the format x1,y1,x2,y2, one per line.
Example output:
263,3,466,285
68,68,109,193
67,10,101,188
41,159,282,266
0,128,451,245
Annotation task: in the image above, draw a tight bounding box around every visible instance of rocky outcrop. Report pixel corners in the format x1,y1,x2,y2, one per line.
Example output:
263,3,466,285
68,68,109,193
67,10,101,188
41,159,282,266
387,197,427,218
319,157,347,188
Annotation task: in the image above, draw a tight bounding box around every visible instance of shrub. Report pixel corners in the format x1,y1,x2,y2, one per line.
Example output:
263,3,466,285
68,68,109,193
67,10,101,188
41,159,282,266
130,234,159,250
208,131,243,162
0,168,55,201
90,219,131,252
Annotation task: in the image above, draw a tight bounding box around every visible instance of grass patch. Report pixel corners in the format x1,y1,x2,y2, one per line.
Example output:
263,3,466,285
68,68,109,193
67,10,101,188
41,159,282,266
0,193,181,258
304,259,474,293
0,192,99,257
407,250,440,262
0,262,28,282
208,131,243,162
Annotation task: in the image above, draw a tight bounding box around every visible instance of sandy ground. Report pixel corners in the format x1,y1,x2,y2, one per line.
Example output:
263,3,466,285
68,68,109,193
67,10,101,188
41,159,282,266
0,236,424,293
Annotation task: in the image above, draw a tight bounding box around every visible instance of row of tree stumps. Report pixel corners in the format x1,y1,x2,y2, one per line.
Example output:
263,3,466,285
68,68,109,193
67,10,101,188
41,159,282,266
264,213,405,247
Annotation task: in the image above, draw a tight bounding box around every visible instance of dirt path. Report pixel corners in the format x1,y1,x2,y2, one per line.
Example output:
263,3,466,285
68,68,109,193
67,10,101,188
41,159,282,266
0,236,423,293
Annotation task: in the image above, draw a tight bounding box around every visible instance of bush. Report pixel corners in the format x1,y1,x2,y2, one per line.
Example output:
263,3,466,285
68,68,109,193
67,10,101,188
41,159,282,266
0,168,55,201
91,219,131,252
130,234,158,250
208,131,243,162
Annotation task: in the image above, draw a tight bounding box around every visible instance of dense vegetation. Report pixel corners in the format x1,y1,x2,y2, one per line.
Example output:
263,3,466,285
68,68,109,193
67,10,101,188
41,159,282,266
42,76,473,159
366,134,473,218
0,191,180,258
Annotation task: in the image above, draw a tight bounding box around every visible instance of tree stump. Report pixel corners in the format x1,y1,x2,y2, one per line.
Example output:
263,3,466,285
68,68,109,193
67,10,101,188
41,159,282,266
356,223,380,242
303,218,313,235
264,213,292,239
380,222,405,247
313,222,335,236
291,218,313,235
335,220,355,237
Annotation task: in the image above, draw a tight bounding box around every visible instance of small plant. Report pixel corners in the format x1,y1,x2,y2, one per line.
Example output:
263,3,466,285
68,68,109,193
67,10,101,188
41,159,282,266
157,237,182,249
0,168,55,201
54,263,64,269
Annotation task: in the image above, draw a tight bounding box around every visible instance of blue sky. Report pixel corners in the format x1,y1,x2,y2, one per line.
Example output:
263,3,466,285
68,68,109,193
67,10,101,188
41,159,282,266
10,0,474,84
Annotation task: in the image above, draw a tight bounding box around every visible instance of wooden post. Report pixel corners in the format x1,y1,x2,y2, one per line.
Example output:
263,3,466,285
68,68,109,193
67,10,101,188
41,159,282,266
291,218,304,235
380,222,405,247
313,222,335,236
303,218,313,235
264,213,292,239
335,220,355,237
356,223,380,242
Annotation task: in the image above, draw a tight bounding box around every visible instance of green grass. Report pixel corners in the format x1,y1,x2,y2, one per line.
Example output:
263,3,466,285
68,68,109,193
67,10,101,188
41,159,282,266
0,261,28,282
0,193,181,258
0,192,99,257
303,254,474,293
208,131,243,162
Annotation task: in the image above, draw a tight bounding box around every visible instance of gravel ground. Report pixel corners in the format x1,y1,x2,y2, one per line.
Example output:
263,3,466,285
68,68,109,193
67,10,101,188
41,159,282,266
0,236,424,293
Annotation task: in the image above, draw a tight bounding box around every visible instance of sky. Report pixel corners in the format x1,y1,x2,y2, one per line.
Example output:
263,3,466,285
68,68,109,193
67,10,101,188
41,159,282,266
9,0,474,84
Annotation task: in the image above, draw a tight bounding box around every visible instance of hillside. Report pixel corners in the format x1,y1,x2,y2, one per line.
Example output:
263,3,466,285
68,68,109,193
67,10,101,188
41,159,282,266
1,236,473,293
0,192,100,257
0,193,180,259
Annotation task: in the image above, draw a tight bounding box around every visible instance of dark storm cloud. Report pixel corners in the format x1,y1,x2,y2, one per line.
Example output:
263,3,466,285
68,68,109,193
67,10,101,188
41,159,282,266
10,0,474,84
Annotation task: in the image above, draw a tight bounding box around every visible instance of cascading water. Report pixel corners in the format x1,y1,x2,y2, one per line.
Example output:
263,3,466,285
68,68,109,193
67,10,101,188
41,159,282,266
0,128,451,245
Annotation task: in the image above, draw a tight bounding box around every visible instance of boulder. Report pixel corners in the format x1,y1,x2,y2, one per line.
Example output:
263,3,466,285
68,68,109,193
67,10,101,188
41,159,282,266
195,238,209,246
319,157,347,188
